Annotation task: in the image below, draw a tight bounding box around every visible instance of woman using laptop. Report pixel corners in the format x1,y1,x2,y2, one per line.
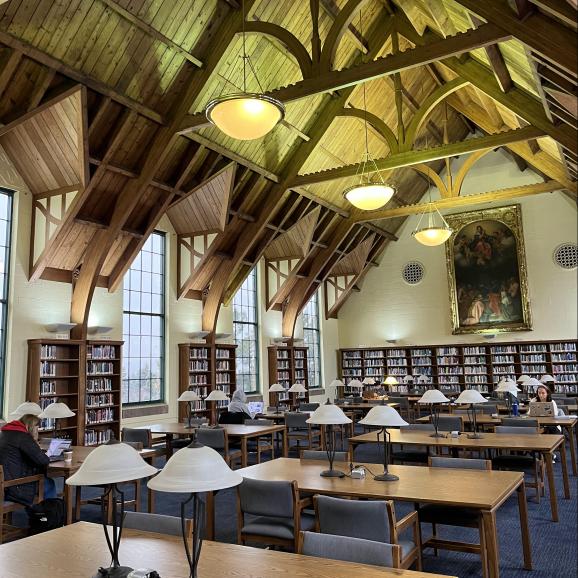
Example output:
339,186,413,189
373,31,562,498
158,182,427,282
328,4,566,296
218,390,254,424
0,414,57,505
530,385,560,434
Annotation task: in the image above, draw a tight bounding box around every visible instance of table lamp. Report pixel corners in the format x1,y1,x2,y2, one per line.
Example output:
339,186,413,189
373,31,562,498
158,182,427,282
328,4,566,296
540,374,555,384
415,374,429,392
494,378,520,416
178,390,201,429
517,374,531,384
328,379,344,401
268,383,286,414
455,389,487,439
383,376,398,386
347,379,363,398
362,377,376,385
39,402,75,437
306,401,352,478
205,389,229,425
288,382,307,411
66,442,158,578
10,401,42,418
417,389,449,437
359,405,408,481
523,377,544,397
148,444,242,578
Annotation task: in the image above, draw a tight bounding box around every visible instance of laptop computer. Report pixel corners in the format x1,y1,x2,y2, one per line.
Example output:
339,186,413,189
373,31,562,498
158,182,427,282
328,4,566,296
40,438,72,462
528,401,554,417
248,401,264,416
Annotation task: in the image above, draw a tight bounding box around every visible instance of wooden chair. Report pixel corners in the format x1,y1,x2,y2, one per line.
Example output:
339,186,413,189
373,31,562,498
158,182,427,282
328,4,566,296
244,419,275,463
314,494,422,571
123,511,192,539
418,457,492,578
285,413,321,452
298,531,402,568
237,478,314,552
196,427,242,468
122,428,167,460
392,423,434,465
0,465,44,543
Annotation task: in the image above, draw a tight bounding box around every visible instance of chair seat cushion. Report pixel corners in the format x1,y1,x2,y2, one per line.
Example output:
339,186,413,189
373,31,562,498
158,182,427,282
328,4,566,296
242,513,315,541
418,505,481,526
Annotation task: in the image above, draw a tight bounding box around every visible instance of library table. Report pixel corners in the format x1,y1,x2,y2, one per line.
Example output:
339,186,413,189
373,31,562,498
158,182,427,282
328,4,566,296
136,421,196,457
350,430,569,521
0,522,457,578
416,414,578,475
220,423,287,467
48,446,157,525
239,458,531,578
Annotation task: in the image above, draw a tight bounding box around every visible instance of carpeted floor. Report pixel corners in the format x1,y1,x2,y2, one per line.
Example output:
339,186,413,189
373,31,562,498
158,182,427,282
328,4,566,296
13,434,578,577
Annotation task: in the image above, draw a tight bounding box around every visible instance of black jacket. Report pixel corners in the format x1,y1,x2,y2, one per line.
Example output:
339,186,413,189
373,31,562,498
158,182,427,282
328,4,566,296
0,426,49,505
218,410,252,424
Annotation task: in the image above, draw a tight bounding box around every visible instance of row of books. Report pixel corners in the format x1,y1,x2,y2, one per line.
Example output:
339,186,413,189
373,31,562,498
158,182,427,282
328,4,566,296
215,361,231,371
520,354,547,362
189,375,208,385
40,362,57,376
189,360,209,371
85,429,113,446
552,353,577,361
215,374,232,384
86,408,114,424
88,345,117,359
86,393,114,407
40,345,58,359
40,381,56,394
437,356,460,365
189,348,209,359
215,349,231,359
87,377,113,392
87,361,114,375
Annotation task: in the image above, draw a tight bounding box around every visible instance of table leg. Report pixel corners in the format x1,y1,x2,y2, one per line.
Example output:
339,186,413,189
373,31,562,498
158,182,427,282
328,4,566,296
282,428,288,457
543,452,559,522
206,491,215,541
516,481,532,570
64,478,73,525
565,425,577,476
481,510,500,578
166,434,174,458
559,442,570,499
241,438,248,468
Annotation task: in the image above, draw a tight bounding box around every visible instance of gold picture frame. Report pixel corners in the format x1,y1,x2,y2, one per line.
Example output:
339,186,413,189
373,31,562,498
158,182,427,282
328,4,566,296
445,204,532,335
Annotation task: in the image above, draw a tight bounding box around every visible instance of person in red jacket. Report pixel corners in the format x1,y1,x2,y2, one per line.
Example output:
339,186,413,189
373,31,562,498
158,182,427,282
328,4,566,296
0,414,56,505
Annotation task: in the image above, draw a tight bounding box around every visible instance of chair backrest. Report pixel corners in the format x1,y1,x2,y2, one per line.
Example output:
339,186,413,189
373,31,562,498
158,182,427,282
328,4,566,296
352,396,363,403
299,531,400,568
196,427,226,450
285,412,309,428
244,419,274,425
495,426,539,435
238,478,296,519
437,416,463,432
387,396,409,408
123,511,192,538
315,494,392,543
428,456,492,470
122,441,144,451
187,417,209,426
121,428,152,448
300,403,320,412
502,418,539,428
402,423,435,432
475,403,498,414
300,450,349,462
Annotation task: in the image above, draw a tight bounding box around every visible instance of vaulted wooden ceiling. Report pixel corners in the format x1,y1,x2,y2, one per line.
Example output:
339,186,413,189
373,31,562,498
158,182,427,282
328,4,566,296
0,0,575,339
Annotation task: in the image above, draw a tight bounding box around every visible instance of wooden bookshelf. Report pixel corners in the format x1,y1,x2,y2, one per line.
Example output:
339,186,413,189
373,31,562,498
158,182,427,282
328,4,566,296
26,339,84,445
85,340,123,446
338,339,578,396
267,345,309,407
178,343,238,423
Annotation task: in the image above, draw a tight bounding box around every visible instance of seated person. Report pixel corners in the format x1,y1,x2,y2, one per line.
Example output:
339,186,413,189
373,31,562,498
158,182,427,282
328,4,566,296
0,414,57,505
218,390,254,424
531,385,561,433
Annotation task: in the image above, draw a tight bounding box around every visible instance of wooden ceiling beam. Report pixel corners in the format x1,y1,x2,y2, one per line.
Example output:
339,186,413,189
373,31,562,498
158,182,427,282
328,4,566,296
353,180,571,222
0,30,165,125
526,0,578,29
319,0,369,55
453,0,577,76
0,50,21,100
179,23,509,132
293,125,545,185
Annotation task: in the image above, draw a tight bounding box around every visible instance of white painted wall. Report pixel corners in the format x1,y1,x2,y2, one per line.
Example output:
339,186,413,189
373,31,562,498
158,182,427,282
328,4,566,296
338,149,578,348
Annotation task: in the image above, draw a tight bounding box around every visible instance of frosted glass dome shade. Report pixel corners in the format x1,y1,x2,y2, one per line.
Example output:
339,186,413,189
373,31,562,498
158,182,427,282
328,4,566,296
307,403,352,425
418,389,450,404
359,405,408,427
343,183,395,211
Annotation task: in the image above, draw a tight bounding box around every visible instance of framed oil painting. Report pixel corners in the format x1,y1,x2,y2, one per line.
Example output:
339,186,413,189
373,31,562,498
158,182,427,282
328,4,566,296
445,205,532,335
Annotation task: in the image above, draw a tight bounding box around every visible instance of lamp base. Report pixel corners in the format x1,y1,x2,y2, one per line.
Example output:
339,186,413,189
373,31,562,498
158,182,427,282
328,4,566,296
374,472,399,482
94,566,134,578
467,433,484,439
320,469,345,478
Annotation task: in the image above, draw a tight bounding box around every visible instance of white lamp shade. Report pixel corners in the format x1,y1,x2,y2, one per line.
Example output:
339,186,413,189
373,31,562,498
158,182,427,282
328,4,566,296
402,375,414,384
343,183,395,211
205,389,229,401
178,390,201,402
358,405,408,428
495,378,520,393
205,94,284,140
455,389,487,404
413,226,452,246
39,402,75,419
306,403,352,425
66,443,158,486
10,402,43,417
517,374,531,383
347,379,363,389
268,383,285,393
147,446,242,493
418,389,450,404
416,375,429,383
288,383,307,393
524,377,544,388
384,376,399,385
328,379,344,390
540,374,555,383
362,377,376,385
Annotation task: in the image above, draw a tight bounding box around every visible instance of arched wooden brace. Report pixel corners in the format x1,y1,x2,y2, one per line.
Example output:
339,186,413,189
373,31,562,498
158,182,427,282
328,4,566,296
243,21,313,79
319,0,372,72
402,78,469,151
339,107,399,154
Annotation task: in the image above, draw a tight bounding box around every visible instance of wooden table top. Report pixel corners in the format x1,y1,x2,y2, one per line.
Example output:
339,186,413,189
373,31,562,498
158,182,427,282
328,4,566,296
337,403,399,410
47,445,157,472
416,414,577,427
221,423,286,437
349,430,564,452
239,458,522,510
0,522,456,578
136,421,194,434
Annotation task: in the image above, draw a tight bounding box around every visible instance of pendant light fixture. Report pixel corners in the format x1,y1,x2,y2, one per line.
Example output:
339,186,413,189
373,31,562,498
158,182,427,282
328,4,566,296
412,154,452,246
343,10,395,211
205,0,284,140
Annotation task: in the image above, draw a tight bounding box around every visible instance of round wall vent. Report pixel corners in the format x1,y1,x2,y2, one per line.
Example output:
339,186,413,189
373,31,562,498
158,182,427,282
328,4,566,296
553,243,578,270
402,261,425,285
